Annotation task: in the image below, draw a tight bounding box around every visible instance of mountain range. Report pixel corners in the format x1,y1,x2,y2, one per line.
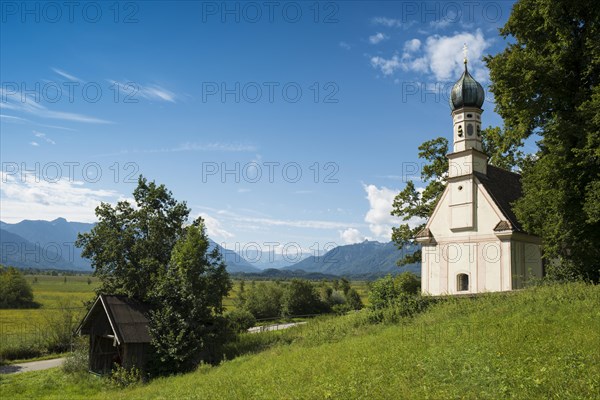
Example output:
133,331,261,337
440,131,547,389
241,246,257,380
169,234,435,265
0,218,420,277
282,240,420,277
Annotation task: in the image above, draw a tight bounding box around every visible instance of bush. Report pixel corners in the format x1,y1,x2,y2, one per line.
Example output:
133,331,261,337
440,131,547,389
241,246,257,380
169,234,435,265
43,299,78,353
331,303,352,315
346,288,364,310
62,339,89,374
226,309,256,333
242,283,284,319
367,294,434,324
109,364,143,388
369,273,421,309
281,279,327,317
0,266,37,308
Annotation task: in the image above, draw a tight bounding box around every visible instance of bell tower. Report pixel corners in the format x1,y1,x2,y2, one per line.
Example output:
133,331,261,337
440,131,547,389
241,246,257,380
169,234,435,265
446,44,487,231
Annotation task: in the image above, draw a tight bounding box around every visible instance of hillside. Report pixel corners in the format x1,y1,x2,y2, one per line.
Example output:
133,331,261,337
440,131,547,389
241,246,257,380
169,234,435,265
0,218,94,271
0,229,76,270
208,239,261,274
4,283,598,399
285,240,420,277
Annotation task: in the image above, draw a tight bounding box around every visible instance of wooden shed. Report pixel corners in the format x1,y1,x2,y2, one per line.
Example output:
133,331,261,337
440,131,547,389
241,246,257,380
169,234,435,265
76,295,152,375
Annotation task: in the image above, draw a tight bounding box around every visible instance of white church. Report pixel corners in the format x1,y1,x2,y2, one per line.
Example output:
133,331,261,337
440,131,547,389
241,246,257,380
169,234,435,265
416,52,543,296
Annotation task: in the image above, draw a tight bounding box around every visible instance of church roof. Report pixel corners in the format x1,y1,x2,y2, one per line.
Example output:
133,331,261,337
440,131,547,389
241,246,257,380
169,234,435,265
474,165,524,232
449,62,485,111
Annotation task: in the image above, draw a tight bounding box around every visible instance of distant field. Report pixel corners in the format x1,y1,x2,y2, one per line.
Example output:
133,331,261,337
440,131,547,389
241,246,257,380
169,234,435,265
0,275,99,360
0,275,370,360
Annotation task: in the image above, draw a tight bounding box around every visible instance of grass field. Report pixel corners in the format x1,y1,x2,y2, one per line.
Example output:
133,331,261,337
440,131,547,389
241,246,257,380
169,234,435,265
0,275,370,361
0,275,99,360
1,282,598,400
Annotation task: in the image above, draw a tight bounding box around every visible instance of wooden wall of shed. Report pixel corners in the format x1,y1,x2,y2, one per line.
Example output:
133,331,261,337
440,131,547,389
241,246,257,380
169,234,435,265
122,343,150,371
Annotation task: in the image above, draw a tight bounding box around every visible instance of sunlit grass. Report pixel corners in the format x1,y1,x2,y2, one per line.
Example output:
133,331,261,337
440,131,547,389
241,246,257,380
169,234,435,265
2,283,598,400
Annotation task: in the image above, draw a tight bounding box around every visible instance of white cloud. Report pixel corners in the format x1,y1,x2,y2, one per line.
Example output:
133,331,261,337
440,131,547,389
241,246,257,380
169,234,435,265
213,209,359,231
108,80,177,103
372,17,401,27
429,10,458,30
370,55,402,76
1,90,111,124
369,30,491,82
33,131,56,145
362,184,426,241
403,38,421,53
96,142,258,157
369,32,388,45
0,174,124,223
363,184,401,240
52,68,83,82
424,30,490,81
199,213,235,239
339,41,351,50
340,228,365,244
29,141,39,147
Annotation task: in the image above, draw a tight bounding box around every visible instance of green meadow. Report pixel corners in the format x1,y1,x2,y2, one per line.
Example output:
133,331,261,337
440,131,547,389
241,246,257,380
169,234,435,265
1,283,598,400
0,274,369,361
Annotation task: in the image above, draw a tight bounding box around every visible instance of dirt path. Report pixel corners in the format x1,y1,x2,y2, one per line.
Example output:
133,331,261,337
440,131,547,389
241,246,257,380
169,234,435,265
247,321,307,333
0,358,65,375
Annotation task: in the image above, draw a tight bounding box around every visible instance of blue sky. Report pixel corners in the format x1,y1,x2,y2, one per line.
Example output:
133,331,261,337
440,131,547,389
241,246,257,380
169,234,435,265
0,1,520,259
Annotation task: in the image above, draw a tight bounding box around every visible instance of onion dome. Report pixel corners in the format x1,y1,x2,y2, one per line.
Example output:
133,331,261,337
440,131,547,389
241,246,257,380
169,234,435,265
449,61,485,111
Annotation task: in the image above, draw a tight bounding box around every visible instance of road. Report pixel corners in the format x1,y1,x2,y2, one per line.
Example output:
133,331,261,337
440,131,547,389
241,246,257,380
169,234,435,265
0,357,65,375
247,321,307,333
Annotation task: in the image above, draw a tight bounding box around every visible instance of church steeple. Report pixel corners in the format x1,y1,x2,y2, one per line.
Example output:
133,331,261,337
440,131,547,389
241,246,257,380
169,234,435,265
449,44,485,154
445,45,488,231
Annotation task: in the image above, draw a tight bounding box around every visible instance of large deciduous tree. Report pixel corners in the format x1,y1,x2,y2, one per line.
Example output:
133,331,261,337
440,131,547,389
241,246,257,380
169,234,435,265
485,0,600,282
76,176,232,374
76,177,189,300
149,221,232,373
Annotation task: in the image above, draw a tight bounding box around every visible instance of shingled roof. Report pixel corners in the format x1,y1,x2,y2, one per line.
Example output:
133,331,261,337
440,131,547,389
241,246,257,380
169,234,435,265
77,295,152,344
474,165,524,232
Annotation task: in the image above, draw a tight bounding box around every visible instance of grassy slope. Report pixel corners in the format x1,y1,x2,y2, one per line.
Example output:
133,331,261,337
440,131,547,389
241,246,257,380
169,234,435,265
2,283,598,400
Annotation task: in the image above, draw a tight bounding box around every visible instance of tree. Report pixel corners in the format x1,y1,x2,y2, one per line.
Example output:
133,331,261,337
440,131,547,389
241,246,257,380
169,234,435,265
241,282,284,319
77,176,232,374
148,221,232,373
281,279,325,317
484,0,600,282
76,176,189,300
346,288,364,311
0,266,36,308
391,132,525,265
339,278,351,295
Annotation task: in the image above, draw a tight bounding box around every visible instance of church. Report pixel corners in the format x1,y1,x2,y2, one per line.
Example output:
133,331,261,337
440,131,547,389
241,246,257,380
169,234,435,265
415,52,543,296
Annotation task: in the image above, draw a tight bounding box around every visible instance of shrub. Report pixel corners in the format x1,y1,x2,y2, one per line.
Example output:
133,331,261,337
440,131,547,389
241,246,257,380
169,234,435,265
346,288,364,310
62,339,89,374
0,266,37,309
281,279,327,317
109,364,143,388
43,299,78,353
242,283,284,319
367,294,434,324
369,273,421,309
226,309,257,333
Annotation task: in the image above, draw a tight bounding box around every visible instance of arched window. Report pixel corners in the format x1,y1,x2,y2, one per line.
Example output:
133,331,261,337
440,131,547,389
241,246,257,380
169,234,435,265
457,274,469,292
